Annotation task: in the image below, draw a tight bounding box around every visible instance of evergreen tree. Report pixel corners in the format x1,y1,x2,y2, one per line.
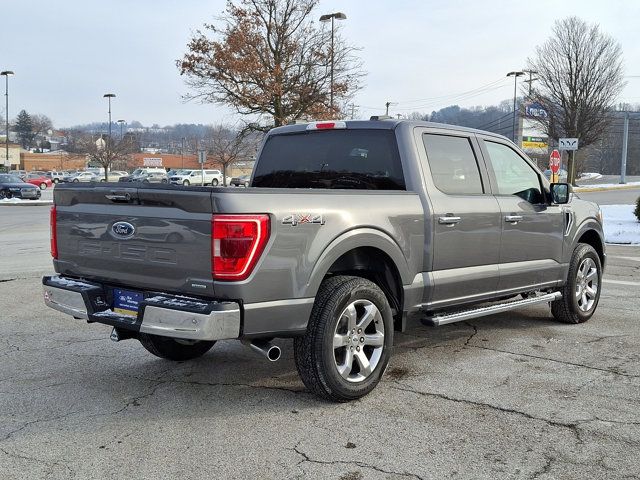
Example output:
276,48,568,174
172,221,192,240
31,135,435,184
14,110,35,149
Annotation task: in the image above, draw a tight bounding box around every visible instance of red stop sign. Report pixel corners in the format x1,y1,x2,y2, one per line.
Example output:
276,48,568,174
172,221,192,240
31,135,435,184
549,149,561,173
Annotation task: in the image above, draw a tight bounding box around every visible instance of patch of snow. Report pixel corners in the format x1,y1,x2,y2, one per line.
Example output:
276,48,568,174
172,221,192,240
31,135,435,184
602,204,640,245
575,181,640,190
578,172,603,180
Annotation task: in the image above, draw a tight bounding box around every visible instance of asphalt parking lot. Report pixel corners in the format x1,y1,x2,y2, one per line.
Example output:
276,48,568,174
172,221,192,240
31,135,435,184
1,206,640,479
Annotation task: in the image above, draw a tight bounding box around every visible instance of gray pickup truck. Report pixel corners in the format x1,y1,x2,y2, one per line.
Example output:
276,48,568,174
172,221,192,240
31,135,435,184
43,119,605,402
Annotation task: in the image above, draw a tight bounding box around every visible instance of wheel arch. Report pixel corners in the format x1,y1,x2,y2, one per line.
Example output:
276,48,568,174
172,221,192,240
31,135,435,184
305,228,411,326
573,222,605,268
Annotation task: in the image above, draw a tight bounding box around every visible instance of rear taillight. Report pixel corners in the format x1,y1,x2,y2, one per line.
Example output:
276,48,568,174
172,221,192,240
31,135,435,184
50,206,58,259
211,214,270,281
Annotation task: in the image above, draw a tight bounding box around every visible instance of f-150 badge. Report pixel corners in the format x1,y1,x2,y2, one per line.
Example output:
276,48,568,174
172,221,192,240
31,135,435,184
282,214,325,226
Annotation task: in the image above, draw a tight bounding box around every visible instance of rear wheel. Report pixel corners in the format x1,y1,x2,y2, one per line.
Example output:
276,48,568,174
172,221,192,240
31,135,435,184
39,182,47,190
138,333,215,361
53,178,59,184
551,243,602,324
211,178,219,186
294,275,393,402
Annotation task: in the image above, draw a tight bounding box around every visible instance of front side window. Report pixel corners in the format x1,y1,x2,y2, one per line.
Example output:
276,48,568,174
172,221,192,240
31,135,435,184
484,141,543,204
422,134,484,195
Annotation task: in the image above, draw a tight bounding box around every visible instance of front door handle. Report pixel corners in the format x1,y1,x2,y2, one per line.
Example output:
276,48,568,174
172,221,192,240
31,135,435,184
504,215,523,223
438,216,461,225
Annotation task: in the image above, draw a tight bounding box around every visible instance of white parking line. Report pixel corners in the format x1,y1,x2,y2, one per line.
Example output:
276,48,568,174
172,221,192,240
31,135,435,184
603,278,640,287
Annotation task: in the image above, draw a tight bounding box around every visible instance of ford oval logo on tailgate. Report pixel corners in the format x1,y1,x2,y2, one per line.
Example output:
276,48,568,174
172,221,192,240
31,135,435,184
112,221,135,239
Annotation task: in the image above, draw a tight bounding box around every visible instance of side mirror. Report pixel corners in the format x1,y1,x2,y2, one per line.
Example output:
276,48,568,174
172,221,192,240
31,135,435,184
550,183,570,204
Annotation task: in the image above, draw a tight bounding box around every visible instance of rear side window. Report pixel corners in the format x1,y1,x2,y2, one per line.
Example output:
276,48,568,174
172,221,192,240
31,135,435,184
422,134,484,195
253,130,405,190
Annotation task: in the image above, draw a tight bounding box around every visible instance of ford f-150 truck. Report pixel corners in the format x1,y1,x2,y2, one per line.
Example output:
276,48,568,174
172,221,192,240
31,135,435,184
43,119,605,402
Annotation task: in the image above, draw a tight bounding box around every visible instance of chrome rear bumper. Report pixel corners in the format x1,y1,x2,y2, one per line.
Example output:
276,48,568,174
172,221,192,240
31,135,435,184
42,276,240,341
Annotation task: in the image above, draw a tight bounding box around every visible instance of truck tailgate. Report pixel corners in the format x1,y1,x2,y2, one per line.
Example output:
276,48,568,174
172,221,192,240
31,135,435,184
53,184,216,296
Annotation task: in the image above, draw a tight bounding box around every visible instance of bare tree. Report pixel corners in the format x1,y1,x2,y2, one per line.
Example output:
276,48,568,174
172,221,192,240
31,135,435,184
527,16,626,184
205,124,258,185
66,132,138,181
31,114,53,139
178,0,363,130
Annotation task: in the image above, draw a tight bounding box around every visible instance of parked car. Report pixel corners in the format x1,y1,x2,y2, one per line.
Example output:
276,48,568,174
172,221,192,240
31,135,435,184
169,169,223,186
138,171,168,183
24,173,53,190
119,167,166,182
97,170,129,182
46,171,67,184
44,119,605,402
63,171,97,183
0,174,41,200
229,175,250,187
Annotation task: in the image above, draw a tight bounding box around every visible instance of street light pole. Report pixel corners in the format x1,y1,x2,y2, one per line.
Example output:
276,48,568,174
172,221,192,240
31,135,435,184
506,71,524,143
1,71,14,169
319,12,346,117
103,93,116,140
117,119,125,140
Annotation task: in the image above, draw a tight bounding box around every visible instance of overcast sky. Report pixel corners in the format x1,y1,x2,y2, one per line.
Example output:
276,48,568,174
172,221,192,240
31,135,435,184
2,0,639,128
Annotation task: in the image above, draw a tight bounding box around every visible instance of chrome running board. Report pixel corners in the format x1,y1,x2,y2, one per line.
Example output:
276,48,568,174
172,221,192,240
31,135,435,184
422,292,562,327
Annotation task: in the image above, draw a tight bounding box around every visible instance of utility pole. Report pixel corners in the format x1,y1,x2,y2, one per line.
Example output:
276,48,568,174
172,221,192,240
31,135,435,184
348,103,357,120
181,137,185,169
384,102,395,117
522,70,538,97
620,111,629,184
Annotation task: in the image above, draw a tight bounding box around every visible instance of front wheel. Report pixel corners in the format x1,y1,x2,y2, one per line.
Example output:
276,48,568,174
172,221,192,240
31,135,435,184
183,180,190,186
551,243,602,324
0,190,10,199
294,275,393,402
53,178,59,184
73,178,79,183
39,183,47,190
138,333,215,361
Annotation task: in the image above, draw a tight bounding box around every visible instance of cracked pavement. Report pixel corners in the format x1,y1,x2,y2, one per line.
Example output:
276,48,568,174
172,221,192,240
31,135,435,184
1,206,640,479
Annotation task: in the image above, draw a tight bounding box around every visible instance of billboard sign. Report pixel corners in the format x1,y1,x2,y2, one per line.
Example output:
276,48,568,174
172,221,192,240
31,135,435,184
525,102,548,118
143,157,162,167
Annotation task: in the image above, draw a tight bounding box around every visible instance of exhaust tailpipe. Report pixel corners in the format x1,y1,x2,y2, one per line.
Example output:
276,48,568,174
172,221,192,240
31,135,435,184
244,339,281,362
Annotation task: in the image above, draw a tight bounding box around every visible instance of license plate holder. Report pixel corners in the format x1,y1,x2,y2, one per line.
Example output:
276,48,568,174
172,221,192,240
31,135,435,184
113,288,143,316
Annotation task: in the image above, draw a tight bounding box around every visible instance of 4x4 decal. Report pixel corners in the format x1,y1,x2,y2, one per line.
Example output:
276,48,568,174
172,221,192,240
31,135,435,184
282,214,325,226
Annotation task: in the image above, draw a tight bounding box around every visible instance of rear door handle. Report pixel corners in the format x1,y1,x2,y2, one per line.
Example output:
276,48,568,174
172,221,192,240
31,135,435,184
438,216,461,225
504,215,523,223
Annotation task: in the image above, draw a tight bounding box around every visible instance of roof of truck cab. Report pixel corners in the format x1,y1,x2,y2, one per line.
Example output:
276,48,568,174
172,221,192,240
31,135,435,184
268,119,511,141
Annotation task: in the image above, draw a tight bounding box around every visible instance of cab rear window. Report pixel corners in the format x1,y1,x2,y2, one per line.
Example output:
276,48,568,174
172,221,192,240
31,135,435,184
253,129,405,190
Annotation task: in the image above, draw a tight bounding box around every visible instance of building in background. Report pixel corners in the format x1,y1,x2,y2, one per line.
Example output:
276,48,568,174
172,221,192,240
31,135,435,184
0,142,23,170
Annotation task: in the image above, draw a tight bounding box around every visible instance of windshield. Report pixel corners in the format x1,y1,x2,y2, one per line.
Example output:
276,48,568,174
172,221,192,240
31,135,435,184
0,175,23,183
253,129,405,190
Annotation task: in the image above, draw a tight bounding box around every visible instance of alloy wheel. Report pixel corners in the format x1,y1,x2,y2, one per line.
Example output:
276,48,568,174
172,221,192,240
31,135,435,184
333,299,385,383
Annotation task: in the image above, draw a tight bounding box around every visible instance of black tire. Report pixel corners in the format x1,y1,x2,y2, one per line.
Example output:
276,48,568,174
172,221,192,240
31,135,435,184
39,182,47,190
551,243,602,324
0,190,9,199
294,275,393,402
53,178,59,184
211,179,219,186
73,178,79,183
138,333,215,361
183,180,190,186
